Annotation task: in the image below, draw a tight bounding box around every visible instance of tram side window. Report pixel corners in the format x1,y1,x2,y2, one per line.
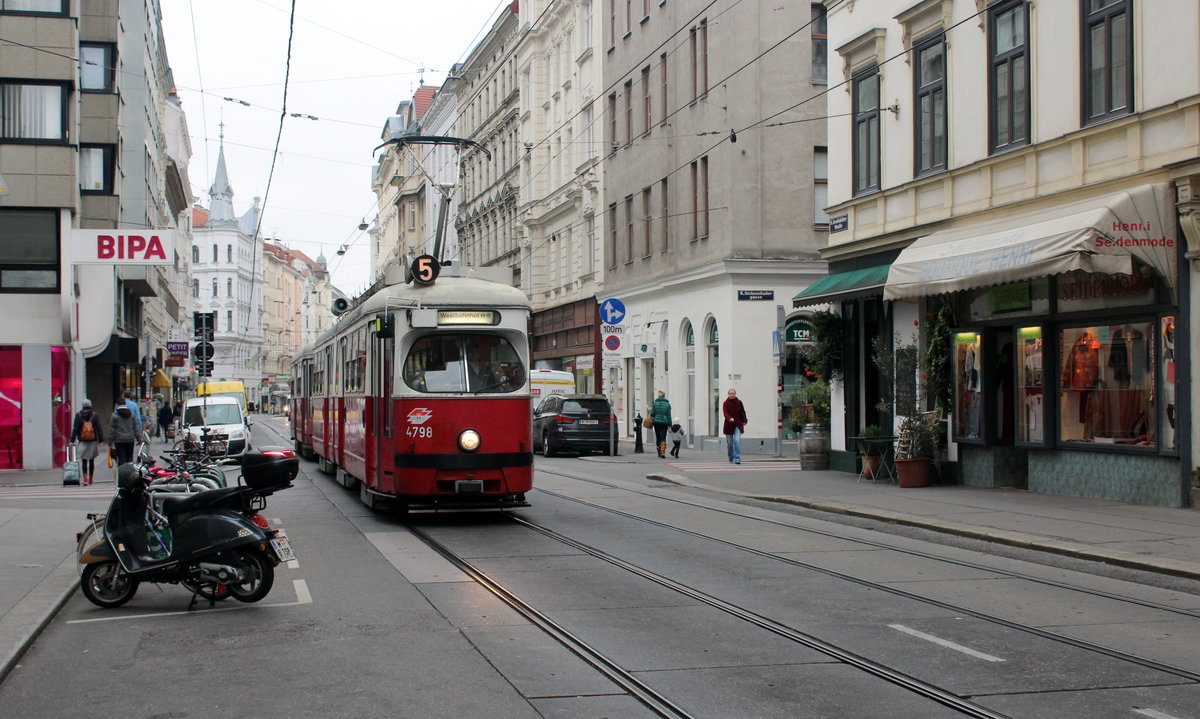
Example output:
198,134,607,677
403,334,525,393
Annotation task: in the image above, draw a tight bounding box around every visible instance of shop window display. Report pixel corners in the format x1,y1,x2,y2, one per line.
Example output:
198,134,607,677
953,332,983,440
1161,316,1176,450
1058,322,1154,445
1016,327,1044,444
0,347,20,469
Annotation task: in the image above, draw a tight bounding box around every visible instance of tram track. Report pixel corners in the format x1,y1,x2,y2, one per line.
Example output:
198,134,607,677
406,517,1010,719
519,489,1200,687
539,468,1200,621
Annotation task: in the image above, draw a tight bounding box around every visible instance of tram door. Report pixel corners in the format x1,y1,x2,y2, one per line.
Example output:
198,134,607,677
371,330,394,490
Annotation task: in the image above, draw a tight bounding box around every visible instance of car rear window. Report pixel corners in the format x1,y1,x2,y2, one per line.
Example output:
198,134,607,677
563,399,609,413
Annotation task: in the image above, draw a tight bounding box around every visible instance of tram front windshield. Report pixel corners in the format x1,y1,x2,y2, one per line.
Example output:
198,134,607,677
403,334,525,393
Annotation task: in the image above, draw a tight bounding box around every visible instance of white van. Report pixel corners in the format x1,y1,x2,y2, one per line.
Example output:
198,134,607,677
182,395,252,460
529,369,575,407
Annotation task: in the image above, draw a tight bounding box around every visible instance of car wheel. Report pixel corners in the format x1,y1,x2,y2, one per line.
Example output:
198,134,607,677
541,431,556,458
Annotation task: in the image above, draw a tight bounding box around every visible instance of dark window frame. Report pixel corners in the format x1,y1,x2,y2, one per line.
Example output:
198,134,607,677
0,208,60,293
913,32,947,176
851,66,881,195
0,0,67,16
988,0,1030,153
79,42,116,92
811,4,828,84
79,143,115,194
0,80,69,144
1081,0,1134,126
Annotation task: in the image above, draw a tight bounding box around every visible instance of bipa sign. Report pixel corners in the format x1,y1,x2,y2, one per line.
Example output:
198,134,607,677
73,229,175,265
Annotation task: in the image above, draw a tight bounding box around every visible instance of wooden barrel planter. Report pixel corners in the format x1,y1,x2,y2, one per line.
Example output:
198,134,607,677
798,423,830,470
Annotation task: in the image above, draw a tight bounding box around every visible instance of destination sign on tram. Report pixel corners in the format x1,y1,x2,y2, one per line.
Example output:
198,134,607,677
438,310,500,325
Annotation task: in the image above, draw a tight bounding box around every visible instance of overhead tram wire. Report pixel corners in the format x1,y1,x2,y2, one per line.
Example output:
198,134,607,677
450,0,801,262
187,0,213,192
457,0,995,267
243,0,297,348
515,0,840,216
441,0,735,263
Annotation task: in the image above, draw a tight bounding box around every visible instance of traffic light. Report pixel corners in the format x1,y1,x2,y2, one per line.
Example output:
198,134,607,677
196,360,214,377
193,311,215,341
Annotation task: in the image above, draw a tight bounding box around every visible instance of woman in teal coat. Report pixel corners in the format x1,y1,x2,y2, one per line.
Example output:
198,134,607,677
649,390,672,458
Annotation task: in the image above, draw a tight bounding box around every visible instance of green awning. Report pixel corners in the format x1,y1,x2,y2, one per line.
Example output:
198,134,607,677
792,264,891,307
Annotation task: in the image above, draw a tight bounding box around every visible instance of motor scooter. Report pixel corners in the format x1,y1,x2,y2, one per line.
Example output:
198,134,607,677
77,448,299,609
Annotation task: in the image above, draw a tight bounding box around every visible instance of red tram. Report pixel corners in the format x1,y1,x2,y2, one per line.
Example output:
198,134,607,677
290,261,533,510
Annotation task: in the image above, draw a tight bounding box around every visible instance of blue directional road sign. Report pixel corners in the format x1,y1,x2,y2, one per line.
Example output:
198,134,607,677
600,298,626,325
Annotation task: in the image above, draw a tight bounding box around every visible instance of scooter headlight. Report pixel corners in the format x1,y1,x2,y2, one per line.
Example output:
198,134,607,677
458,429,481,452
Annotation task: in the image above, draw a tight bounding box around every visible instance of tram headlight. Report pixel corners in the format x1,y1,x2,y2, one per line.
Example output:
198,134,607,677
458,429,481,452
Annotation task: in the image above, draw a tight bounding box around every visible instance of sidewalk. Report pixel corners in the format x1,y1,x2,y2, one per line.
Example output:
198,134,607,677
588,443,1200,580
0,467,99,683
4,444,1200,684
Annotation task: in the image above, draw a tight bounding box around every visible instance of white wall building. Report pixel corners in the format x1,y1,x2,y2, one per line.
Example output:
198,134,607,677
190,142,264,390
818,0,1200,506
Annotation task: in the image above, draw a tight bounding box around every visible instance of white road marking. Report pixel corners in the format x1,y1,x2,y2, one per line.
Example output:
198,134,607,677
68,579,313,624
1134,709,1185,719
888,623,1005,663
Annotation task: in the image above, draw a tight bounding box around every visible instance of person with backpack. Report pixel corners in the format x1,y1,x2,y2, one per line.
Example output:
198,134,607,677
69,399,104,485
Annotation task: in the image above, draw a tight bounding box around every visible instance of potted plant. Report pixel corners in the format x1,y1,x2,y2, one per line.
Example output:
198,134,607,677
856,423,888,478
895,412,939,487
873,329,945,488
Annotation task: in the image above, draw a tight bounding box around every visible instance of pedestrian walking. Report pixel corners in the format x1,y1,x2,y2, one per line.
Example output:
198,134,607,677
649,390,672,458
69,399,104,485
667,418,684,458
109,401,139,467
722,388,748,464
157,401,174,443
122,389,143,435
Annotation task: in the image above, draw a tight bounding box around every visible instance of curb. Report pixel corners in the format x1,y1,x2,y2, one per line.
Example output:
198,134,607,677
647,472,1200,582
0,553,77,684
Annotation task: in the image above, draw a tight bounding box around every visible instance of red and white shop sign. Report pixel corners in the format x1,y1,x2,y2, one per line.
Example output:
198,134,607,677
72,229,175,265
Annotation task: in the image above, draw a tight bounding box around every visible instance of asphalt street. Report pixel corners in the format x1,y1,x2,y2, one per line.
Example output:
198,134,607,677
0,412,1195,715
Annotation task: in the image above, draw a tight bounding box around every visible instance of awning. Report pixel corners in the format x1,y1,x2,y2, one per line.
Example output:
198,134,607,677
151,369,171,388
793,264,891,307
884,184,1176,300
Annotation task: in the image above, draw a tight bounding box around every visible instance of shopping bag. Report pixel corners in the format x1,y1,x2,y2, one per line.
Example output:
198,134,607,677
62,446,81,486
107,447,114,469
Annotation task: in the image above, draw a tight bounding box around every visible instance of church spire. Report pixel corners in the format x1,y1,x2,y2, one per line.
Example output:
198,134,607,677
207,123,238,225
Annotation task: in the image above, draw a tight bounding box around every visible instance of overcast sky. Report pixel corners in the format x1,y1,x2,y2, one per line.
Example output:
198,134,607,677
160,0,508,296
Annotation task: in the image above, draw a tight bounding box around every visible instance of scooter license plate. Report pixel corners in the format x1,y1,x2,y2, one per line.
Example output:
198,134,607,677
270,530,296,563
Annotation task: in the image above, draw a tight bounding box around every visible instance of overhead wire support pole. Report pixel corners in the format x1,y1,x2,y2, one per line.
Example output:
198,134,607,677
372,135,490,264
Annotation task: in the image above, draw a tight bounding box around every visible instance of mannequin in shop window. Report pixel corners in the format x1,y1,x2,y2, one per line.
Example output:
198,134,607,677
1061,331,1100,427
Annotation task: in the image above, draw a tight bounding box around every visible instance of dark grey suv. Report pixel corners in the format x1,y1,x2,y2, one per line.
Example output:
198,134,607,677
532,394,617,457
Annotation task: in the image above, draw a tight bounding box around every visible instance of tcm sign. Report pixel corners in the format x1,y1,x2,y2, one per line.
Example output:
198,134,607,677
73,229,175,265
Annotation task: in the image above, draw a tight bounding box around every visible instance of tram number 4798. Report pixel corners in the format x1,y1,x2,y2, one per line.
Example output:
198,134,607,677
406,426,433,438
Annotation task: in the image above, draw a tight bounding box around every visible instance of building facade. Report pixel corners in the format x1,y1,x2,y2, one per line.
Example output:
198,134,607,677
190,143,264,392
456,3,523,286
816,0,1200,506
0,0,192,469
518,0,607,393
601,0,829,444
